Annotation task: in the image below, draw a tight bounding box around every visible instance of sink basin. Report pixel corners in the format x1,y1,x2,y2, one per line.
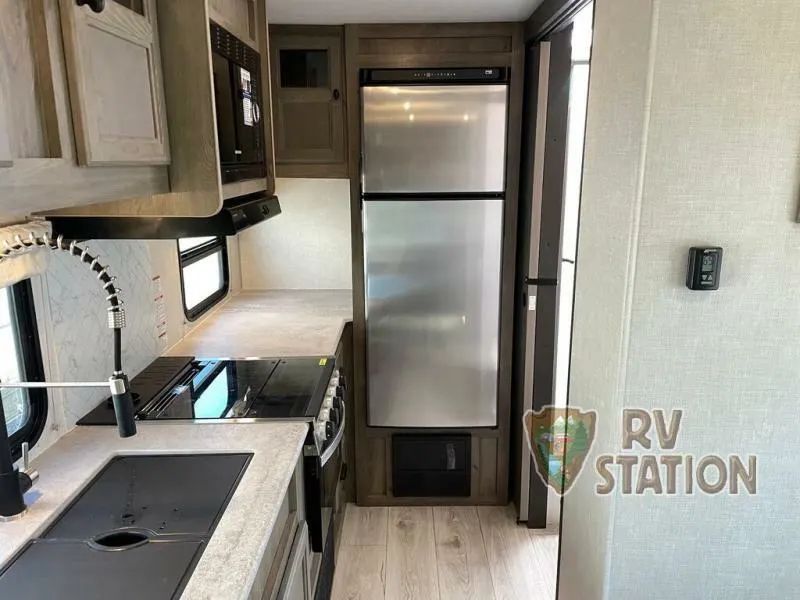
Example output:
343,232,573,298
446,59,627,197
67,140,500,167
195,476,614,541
0,453,252,600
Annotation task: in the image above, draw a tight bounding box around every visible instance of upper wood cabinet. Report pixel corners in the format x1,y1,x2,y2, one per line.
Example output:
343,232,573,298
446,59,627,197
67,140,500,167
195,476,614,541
269,26,347,179
208,0,256,49
59,0,170,166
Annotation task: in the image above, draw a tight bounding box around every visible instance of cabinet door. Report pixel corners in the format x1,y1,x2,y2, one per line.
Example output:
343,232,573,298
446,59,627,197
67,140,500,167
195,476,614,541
59,0,169,165
270,29,345,176
277,522,311,600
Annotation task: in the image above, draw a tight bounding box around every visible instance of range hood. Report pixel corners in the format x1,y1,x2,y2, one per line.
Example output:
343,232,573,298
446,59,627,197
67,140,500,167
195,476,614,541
46,192,281,240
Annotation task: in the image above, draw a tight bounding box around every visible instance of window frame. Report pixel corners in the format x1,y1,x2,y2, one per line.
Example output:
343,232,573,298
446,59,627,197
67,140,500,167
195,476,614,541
177,237,230,321
4,279,48,462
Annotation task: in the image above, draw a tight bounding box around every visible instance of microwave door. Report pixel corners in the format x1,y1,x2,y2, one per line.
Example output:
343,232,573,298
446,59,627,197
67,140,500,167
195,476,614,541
234,63,263,164
212,53,238,164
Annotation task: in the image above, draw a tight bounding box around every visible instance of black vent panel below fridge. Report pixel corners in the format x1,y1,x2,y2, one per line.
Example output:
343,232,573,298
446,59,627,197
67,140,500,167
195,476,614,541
392,434,471,497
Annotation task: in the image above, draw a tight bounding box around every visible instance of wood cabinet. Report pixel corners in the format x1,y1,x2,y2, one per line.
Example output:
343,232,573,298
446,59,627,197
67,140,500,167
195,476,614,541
275,523,311,600
0,0,280,222
208,0,256,48
0,0,169,223
59,0,170,165
256,456,313,600
269,26,347,178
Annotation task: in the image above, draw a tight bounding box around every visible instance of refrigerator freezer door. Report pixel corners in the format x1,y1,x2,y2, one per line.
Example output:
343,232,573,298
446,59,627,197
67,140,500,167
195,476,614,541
364,198,503,427
361,85,509,194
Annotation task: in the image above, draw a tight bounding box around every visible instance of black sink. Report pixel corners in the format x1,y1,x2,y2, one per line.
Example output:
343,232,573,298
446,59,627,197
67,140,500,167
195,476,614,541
0,453,252,600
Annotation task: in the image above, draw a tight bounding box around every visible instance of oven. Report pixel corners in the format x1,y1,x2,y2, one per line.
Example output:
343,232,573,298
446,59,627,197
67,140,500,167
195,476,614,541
303,363,346,600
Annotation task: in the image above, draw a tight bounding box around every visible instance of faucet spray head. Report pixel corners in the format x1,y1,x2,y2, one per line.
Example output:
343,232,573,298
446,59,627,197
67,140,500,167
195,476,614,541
109,377,136,438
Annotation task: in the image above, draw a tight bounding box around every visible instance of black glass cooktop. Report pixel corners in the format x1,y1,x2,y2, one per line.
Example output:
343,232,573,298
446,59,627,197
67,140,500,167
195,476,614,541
77,356,335,426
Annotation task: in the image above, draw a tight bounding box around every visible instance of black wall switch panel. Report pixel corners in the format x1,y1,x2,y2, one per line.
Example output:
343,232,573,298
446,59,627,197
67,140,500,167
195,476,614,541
686,247,723,290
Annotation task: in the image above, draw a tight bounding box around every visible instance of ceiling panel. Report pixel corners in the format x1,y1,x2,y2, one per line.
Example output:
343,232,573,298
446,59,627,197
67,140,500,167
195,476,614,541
267,0,544,25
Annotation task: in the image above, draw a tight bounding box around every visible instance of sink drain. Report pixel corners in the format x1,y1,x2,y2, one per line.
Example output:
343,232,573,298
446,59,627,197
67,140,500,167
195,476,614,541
89,529,150,551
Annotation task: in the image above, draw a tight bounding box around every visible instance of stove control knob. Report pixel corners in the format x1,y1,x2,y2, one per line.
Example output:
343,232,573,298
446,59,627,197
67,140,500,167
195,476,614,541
329,407,341,426
332,396,343,412
325,421,335,439
314,421,328,443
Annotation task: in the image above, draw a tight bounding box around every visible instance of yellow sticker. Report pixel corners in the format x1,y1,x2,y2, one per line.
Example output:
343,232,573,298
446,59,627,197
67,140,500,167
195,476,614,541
319,358,328,366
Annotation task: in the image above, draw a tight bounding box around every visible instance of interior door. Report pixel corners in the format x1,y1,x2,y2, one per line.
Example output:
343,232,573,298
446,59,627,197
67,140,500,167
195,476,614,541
516,27,574,527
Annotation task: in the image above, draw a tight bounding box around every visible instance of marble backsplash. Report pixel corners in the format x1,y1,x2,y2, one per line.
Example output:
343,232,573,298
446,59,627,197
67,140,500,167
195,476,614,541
32,240,159,455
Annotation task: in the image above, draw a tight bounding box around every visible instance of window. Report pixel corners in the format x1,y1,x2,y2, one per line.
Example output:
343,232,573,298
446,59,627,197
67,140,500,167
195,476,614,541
178,237,230,321
0,280,47,461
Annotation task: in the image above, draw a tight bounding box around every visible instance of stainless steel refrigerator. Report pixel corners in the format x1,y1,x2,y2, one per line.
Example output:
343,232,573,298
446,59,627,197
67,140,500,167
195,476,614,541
361,68,509,428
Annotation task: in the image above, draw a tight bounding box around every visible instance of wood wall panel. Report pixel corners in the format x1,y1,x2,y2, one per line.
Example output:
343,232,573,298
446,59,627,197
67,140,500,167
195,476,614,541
479,438,499,500
364,437,387,499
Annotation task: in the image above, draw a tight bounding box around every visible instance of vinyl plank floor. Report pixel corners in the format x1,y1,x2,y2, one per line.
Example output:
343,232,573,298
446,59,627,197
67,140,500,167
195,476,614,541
331,545,387,600
342,504,389,546
433,507,496,600
333,505,558,600
529,530,560,598
385,507,440,600
478,505,542,600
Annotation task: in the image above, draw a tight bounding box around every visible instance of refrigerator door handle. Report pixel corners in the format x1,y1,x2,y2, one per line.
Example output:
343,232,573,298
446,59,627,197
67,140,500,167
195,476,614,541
524,277,558,286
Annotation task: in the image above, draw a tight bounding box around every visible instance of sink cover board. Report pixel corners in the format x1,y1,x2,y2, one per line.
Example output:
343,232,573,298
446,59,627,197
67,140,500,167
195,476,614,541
0,453,252,600
45,453,252,538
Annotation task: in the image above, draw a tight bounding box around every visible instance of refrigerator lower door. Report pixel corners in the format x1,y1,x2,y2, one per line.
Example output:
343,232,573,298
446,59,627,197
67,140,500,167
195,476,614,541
361,85,509,194
364,198,503,427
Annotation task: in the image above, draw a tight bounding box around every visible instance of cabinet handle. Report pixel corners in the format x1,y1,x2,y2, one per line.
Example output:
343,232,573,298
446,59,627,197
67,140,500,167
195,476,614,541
76,0,105,12
332,89,341,101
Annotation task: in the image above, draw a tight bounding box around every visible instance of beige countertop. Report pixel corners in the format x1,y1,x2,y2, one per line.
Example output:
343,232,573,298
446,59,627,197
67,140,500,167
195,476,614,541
168,289,353,359
0,422,309,600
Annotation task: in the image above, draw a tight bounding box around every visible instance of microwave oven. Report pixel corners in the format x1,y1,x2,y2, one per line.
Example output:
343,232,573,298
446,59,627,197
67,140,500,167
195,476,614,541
210,22,267,184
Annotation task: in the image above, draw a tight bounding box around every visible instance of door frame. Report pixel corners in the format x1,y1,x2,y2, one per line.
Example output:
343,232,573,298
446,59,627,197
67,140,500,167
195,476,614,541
513,27,574,529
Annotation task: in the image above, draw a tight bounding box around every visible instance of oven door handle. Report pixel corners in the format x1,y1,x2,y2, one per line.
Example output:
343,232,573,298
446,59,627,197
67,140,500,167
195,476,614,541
320,401,345,467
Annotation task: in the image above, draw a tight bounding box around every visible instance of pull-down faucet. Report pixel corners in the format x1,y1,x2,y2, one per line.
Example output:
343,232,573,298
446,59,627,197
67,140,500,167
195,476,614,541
0,232,137,521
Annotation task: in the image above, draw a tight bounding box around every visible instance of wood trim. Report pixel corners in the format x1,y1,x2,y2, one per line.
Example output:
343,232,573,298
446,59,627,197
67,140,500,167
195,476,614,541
344,23,368,504
13,158,168,218
221,178,267,200
29,0,62,159
495,22,526,507
350,22,521,39
269,24,343,37
346,22,524,506
208,0,258,51
524,0,591,43
254,0,277,195
511,42,546,524
358,54,513,69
